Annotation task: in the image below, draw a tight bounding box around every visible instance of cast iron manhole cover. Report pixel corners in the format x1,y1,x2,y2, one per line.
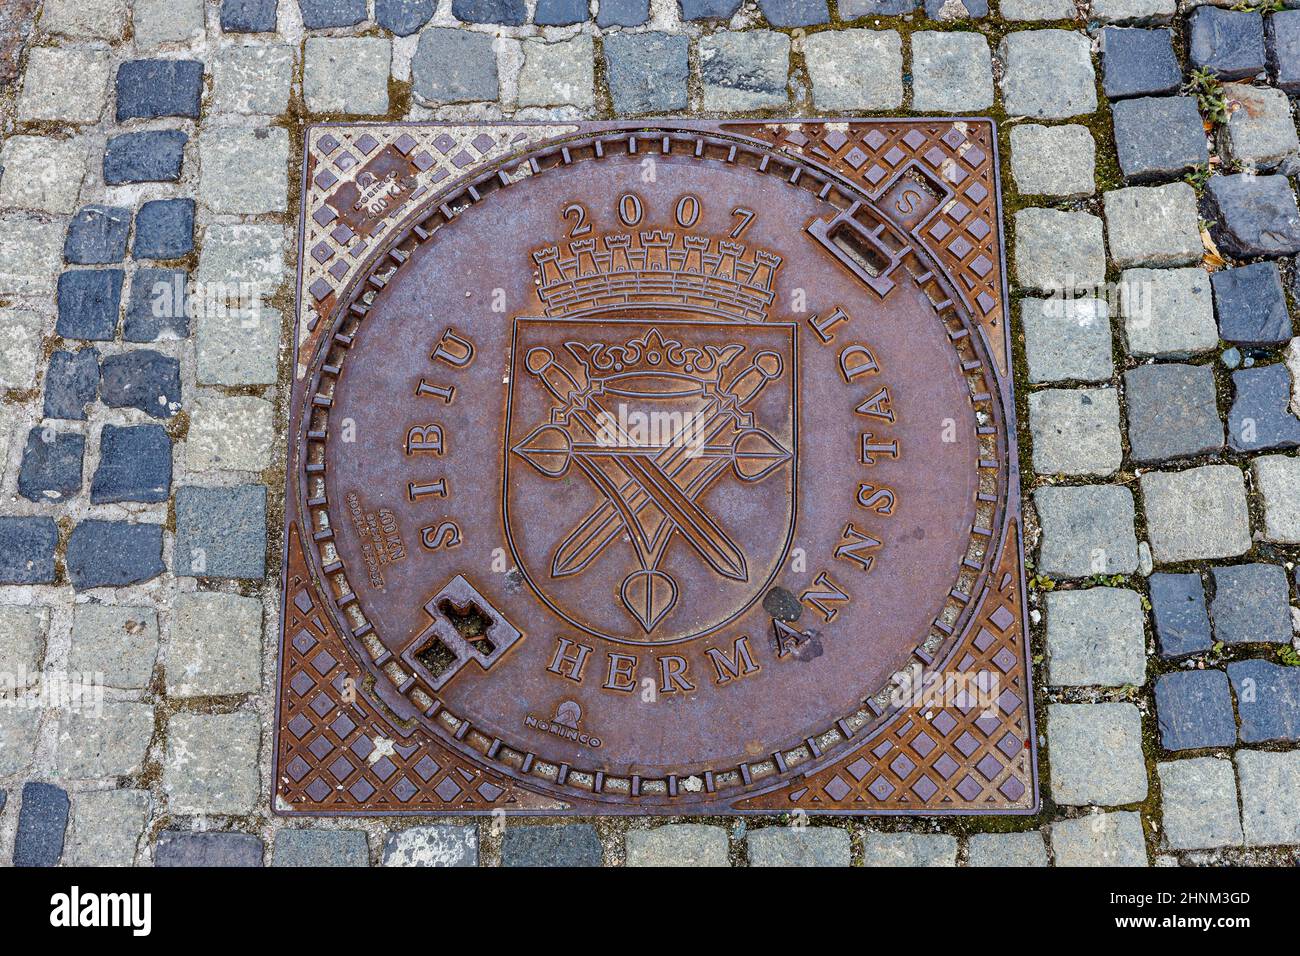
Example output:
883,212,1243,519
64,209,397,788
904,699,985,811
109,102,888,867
276,120,1036,815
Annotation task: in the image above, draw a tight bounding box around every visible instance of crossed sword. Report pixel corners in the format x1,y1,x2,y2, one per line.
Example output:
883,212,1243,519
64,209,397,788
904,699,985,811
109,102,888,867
512,345,788,631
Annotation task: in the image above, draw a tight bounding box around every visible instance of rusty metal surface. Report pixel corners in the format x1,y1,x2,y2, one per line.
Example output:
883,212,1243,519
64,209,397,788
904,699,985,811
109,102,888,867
277,120,1035,815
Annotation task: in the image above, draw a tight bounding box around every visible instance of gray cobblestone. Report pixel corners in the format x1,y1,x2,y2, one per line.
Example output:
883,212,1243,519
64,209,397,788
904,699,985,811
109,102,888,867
273,829,369,866
1140,465,1252,564
1222,83,1300,171
41,0,126,40
16,47,112,123
1000,0,1075,20
0,707,41,776
174,485,267,580
1103,183,1203,269
1236,749,1300,846
1021,297,1114,384
603,32,688,114
0,606,46,686
1029,387,1122,477
911,31,993,113
1090,0,1174,22
187,396,275,472
212,44,295,115
965,831,1049,867
197,306,282,386
0,220,64,295
1045,587,1146,687
0,136,89,214
1158,758,1243,850
1014,209,1106,293
68,604,159,691
304,37,391,116
66,789,149,866
700,31,790,112
1034,485,1139,578
1252,454,1300,543
412,28,498,104
381,825,477,866
803,30,902,111
1119,267,1217,359
747,827,850,866
55,702,154,778
1051,811,1148,866
167,592,263,697
200,128,291,215
863,832,957,866
502,824,602,866
999,30,1097,120
164,712,261,815
626,824,730,866
1009,124,1095,197
1123,363,1224,463
1049,703,1148,806
517,36,596,110
134,0,205,46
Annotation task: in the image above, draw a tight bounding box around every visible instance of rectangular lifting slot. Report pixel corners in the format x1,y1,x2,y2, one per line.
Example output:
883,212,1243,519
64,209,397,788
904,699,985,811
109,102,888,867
806,201,906,298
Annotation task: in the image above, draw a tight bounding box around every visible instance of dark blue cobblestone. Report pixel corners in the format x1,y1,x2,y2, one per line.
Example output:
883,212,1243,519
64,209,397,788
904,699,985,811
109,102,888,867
104,130,187,185
1212,261,1292,346
1229,659,1300,744
56,269,122,341
679,0,742,16
174,485,267,579
1112,97,1208,182
1101,27,1181,100
375,0,434,34
760,0,829,26
221,0,278,32
63,205,131,265
1227,364,1300,452
116,60,204,121
299,0,367,28
535,0,589,23
1208,174,1300,259
132,198,194,260
17,428,84,503
13,783,69,868
597,0,649,26
91,424,173,505
1189,7,1267,80
124,268,190,342
0,517,57,584
1155,670,1237,752
1150,572,1213,658
99,350,182,419
156,831,265,867
43,347,100,421
452,0,526,24
66,520,166,590
1269,10,1300,92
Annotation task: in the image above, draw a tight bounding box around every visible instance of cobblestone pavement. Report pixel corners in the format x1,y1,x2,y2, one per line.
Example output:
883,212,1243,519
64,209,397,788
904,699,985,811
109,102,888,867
1,0,1299,867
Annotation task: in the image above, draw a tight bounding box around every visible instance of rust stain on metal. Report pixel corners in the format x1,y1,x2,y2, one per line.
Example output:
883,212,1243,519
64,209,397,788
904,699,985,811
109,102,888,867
276,120,1035,815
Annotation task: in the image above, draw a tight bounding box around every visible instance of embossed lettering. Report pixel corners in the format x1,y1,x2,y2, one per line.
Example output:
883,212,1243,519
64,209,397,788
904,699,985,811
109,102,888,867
705,635,760,685
835,522,882,573
548,637,592,683
801,571,849,623
431,328,475,368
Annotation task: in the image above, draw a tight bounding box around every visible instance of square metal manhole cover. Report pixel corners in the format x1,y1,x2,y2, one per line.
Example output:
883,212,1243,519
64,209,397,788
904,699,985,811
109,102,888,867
275,120,1036,815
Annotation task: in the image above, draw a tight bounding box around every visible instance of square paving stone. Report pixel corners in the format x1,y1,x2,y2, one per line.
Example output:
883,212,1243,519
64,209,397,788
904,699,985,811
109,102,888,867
222,0,279,31
0,136,88,214
1111,97,1210,182
300,0,367,27
0,517,58,584
679,0,742,15
839,0,916,12
1207,174,1300,258
1227,364,1300,452
1148,572,1213,658
65,790,150,867
1189,7,1267,80
626,824,731,866
187,395,275,471
758,0,828,24
42,0,127,40
1228,659,1300,744
1252,454,1300,543
116,60,204,121
18,428,84,503
862,832,956,867
1269,10,1300,92
56,268,122,341
517,36,595,109
212,44,294,115
1034,485,1139,578
0,606,46,685
174,485,268,579
1051,811,1148,866
66,520,165,590
0,219,64,295
1157,758,1243,851
1122,363,1224,463
412,28,498,104
63,205,130,265
598,0,649,24
1103,184,1203,269
1014,209,1106,293
700,31,790,112
167,592,262,697
43,347,100,421
999,0,1074,19
1236,749,1300,846
1212,261,1291,347
1221,84,1300,171
132,198,195,260
1119,267,1217,359
1090,0,1173,22
68,604,159,691
91,424,173,504
911,31,993,113
1022,296,1113,383
0,306,43,387
200,127,290,214
196,304,281,386
1028,387,1123,477
1009,124,1094,197
451,0,525,23
803,29,902,111
1101,27,1181,100
1050,703,1148,806
0,708,42,776
16,47,112,123
13,783,69,867
164,712,261,815
381,825,477,866
1140,465,1251,563
103,130,187,184
1154,670,1236,751
1045,587,1146,687
99,350,182,418
502,825,602,866
198,223,285,293
604,33,688,114
1210,563,1292,645
54,702,154,778
999,30,1097,120
377,0,436,34
155,831,264,867
535,0,589,23
273,829,369,866
965,832,1048,867
135,0,205,45
304,37,390,116
746,827,850,867
124,268,190,342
